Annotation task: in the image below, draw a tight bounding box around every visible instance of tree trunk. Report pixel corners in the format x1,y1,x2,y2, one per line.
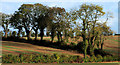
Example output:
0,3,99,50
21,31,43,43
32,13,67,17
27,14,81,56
65,30,68,42
82,33,88,59
89,46,94,56
35,30,38,40
51,34,54,42
84,47,87,59
82,20,88,59
26,30,31,40
5,30,8,38
84,39,88,59
51,31,55,42
100,35,102,49
57,32,60,42
101,44,103,50
60,32,62,42
40,29,44,41
22,32,25,37
101,40,104,50
97,41,100,49
89,37,95,56
17,29,21,37
51,37,54,42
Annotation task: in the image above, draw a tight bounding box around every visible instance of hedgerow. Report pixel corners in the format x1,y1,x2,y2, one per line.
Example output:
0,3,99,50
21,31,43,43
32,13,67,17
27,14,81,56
2,53,119,63
2,53,83,63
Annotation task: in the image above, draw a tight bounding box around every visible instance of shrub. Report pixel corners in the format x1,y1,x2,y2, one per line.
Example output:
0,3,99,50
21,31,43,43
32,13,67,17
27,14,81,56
70,42,76,46
1,54,82,63
96,55,103,62
83,56,89,62
60,42,67,46
89,55,97,62
103,56,107,62
2,53,118,63
77,42,84,53
94,49,112,56
112,56,119,61
106,55,113,61
103,55,114,62
89,56,95,62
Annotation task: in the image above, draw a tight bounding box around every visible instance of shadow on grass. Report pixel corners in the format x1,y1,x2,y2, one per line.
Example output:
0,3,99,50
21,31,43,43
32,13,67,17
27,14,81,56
2,37,77,53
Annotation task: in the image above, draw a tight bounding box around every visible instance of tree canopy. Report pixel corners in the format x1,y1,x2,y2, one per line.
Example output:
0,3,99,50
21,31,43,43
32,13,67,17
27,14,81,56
1,3,114,59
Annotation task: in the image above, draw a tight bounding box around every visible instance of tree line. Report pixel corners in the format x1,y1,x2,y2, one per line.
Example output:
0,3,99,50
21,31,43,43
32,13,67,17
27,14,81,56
1,3,114,58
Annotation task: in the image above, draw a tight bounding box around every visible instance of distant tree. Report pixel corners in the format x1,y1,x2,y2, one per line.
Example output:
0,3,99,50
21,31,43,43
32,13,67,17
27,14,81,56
38,11,51,41
75,4,90,58
86,4,105,56
0,31,4,37
47,7,76,42
96,22,113,50
75,4,105,58
62,11,76,42
11,4,34,40
46,7,58,42
95,11,113,50
47,22,57,42
10,12,23,38
51,7,66,42
1,13,11,38
31,3,47,40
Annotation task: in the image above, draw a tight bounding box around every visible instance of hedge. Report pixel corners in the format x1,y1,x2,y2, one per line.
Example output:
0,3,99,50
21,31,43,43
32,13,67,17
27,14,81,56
2,53,83,63
2,54,119,63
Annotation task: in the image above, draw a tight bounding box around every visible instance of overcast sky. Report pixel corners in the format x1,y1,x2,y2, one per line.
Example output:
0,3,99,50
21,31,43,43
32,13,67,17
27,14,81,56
0,0,119,34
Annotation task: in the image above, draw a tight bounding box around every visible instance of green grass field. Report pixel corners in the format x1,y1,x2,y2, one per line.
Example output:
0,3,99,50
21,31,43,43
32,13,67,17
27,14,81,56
1,36,120,64
3,36,119,56
2,41,85,57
